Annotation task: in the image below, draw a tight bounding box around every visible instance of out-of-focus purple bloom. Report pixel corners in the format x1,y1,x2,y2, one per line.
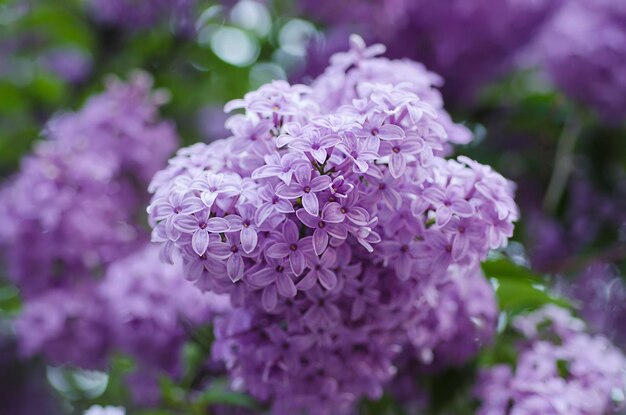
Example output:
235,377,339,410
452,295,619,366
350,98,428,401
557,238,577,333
16,283,112,370
0,72,178,298
41,48,92,84
476,305,626,415
99,245,228,405
148,36,518,414
536,0,626,122
87,0,196,32
299,0,561,102
560,263,626,348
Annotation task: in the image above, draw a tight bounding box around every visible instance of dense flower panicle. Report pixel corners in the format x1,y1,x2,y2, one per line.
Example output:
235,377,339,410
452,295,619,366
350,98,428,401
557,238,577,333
16,245,227,403
476,305,626,415
409,265,498,367
537,0,626,122
148,36,517,414
87,0,196,31
0,72,178,297
299,1,561,101
100,245,229,404
16,283,112,370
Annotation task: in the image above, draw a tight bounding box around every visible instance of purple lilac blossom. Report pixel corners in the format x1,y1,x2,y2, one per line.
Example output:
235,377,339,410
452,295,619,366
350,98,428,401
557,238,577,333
528,175,626,273
16,245,228,403
16,283,113,370
410,265,498,368
560,263,626,348
41,48,92,84
148,36,518,414
99,245,229,405
0,72,178,298
87,0,196,31
536,0,626,122
299,0,561,102
475,305,626,415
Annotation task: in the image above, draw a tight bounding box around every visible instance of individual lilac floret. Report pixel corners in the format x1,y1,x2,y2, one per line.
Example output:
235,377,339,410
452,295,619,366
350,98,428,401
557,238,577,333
536,0,626,122
0,72,178,298
475,305,626,415
148,36,518,414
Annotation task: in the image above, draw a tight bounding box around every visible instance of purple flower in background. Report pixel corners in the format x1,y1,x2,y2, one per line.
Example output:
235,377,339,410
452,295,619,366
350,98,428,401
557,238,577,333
299,0,562,103
87,0,196,32
41,48,92,84
536,0,626,122
0,71,178,298
16,284,112,370
475,306,626,415
149,36,518,414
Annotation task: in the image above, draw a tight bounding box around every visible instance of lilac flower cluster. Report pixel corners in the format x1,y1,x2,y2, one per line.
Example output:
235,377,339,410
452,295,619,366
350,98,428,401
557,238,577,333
537,0,626,122
17,245,227,404
87,0,196,31
148,36,518,414
413,265,498,368
0,72,177,298
299,0,561,101
476,305,626,415
561,263,626,348
0,73,224,404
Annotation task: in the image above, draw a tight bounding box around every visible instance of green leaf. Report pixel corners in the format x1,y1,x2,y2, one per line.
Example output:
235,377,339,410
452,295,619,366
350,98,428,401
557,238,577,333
481,258,570,313
193,378,258,410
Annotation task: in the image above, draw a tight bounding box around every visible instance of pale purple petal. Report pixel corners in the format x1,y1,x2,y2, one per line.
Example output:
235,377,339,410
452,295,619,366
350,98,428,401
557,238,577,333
265,243,291,259
262,285,278,311
227,255,244,282
241,226,258,253
302,193,320,216
276,274,297,298
192,230,210,256
247,267,276,287
313,229,329,255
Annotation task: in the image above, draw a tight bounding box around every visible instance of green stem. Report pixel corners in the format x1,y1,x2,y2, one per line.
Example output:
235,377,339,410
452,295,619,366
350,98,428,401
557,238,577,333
542,113,582,213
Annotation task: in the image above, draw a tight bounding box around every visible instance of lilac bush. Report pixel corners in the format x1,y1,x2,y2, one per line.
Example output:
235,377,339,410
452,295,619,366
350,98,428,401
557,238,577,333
0,72,177,298
536,0,626,122
87,0,196,30
299,0,562,101
475,305,626,414
148,36,518,414
1,72,227,405
16,245,227,404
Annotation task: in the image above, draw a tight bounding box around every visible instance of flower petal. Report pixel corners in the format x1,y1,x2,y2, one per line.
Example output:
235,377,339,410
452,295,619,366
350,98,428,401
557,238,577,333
192,230,210,256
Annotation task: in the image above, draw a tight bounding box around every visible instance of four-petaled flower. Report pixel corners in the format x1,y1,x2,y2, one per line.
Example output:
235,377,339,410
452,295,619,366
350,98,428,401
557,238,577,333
265,220,315,275
276,166,332,216
423,185,474,227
